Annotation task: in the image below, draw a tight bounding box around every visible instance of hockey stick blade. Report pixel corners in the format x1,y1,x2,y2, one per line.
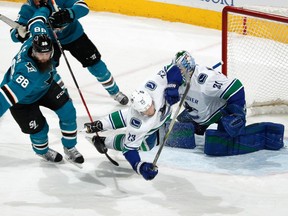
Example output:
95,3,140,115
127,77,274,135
0,14,20,28
85,136,119,166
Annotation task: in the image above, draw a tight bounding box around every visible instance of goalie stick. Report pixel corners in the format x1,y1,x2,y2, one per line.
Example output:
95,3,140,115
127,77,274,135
152,61,223,168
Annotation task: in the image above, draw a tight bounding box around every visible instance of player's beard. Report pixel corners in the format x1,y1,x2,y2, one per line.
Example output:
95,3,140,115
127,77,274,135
35,59,53,73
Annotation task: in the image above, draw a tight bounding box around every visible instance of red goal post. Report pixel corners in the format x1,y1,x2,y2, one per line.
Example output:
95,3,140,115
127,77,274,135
222,6,288,115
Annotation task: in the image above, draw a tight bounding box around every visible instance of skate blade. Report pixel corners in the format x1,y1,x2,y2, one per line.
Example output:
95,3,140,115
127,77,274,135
64,156,83,169
39,158,65,164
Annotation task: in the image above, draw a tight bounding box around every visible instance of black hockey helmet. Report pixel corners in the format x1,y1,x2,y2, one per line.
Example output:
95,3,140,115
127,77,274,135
32,34,53,53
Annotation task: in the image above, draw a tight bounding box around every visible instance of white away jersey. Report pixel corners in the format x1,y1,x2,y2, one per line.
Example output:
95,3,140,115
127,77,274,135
179,65,243,125
123,70,171,151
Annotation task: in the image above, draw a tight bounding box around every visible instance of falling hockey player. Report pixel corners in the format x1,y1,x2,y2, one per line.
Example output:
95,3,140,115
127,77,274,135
0,33,84,164
10,0,128,105
164,51,284,156
83,60,191,180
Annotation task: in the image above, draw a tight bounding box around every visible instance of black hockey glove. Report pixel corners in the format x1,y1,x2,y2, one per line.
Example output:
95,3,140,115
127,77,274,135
49,9,75,28
92,136,107,154
84,121,103,133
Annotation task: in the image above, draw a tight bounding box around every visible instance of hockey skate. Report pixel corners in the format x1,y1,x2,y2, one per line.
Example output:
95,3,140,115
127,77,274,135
37,148,63,163
113,91,129,105
64,147,84,164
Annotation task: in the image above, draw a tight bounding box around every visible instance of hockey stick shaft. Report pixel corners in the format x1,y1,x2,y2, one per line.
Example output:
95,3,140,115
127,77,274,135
50,26,94,122
0,13,20,28
152,75,191,167
152,61,223,167
51,0,59,11
48,0,94,122
49,0,119,166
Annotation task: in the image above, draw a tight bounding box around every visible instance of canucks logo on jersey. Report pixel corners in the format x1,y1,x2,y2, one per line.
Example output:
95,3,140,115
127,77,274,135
130,117,142,129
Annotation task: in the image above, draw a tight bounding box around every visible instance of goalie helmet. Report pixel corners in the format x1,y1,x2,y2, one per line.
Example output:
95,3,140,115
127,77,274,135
173,50,196,77
130,90,153,113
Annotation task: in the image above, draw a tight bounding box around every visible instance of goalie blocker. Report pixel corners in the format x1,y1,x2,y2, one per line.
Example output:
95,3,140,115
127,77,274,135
164,122,284,156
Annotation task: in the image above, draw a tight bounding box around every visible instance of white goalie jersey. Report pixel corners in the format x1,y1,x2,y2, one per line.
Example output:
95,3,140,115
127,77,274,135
179,65,244,125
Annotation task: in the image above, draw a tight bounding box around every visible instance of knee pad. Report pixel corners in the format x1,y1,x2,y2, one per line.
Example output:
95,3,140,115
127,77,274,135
162,121,196,149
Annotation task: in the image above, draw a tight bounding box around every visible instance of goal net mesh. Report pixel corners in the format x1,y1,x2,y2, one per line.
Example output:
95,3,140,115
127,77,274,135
222,6,288,116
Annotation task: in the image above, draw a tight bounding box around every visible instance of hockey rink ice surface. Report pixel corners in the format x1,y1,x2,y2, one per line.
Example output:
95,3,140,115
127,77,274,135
1,2,288,216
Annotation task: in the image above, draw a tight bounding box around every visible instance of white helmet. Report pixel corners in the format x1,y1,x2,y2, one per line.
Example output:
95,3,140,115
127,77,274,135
173,50,196,76
130,90,153,112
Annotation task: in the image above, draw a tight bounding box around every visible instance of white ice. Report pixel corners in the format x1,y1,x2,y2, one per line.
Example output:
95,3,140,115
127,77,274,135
1,2,288,216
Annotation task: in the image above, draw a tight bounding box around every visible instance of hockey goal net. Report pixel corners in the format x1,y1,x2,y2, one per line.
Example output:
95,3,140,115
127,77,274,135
222,6,288,116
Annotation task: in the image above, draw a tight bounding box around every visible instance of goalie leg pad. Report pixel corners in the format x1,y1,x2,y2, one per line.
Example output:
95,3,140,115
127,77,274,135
204,122,284,156
161,121,196,149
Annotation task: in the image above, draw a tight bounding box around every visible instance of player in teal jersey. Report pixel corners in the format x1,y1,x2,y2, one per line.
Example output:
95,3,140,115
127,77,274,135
10,0,128,105
0,34,84,164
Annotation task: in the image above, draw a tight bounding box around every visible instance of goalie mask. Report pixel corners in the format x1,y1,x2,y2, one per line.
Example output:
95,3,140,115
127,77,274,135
173,50,196,78
131,90,153,113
